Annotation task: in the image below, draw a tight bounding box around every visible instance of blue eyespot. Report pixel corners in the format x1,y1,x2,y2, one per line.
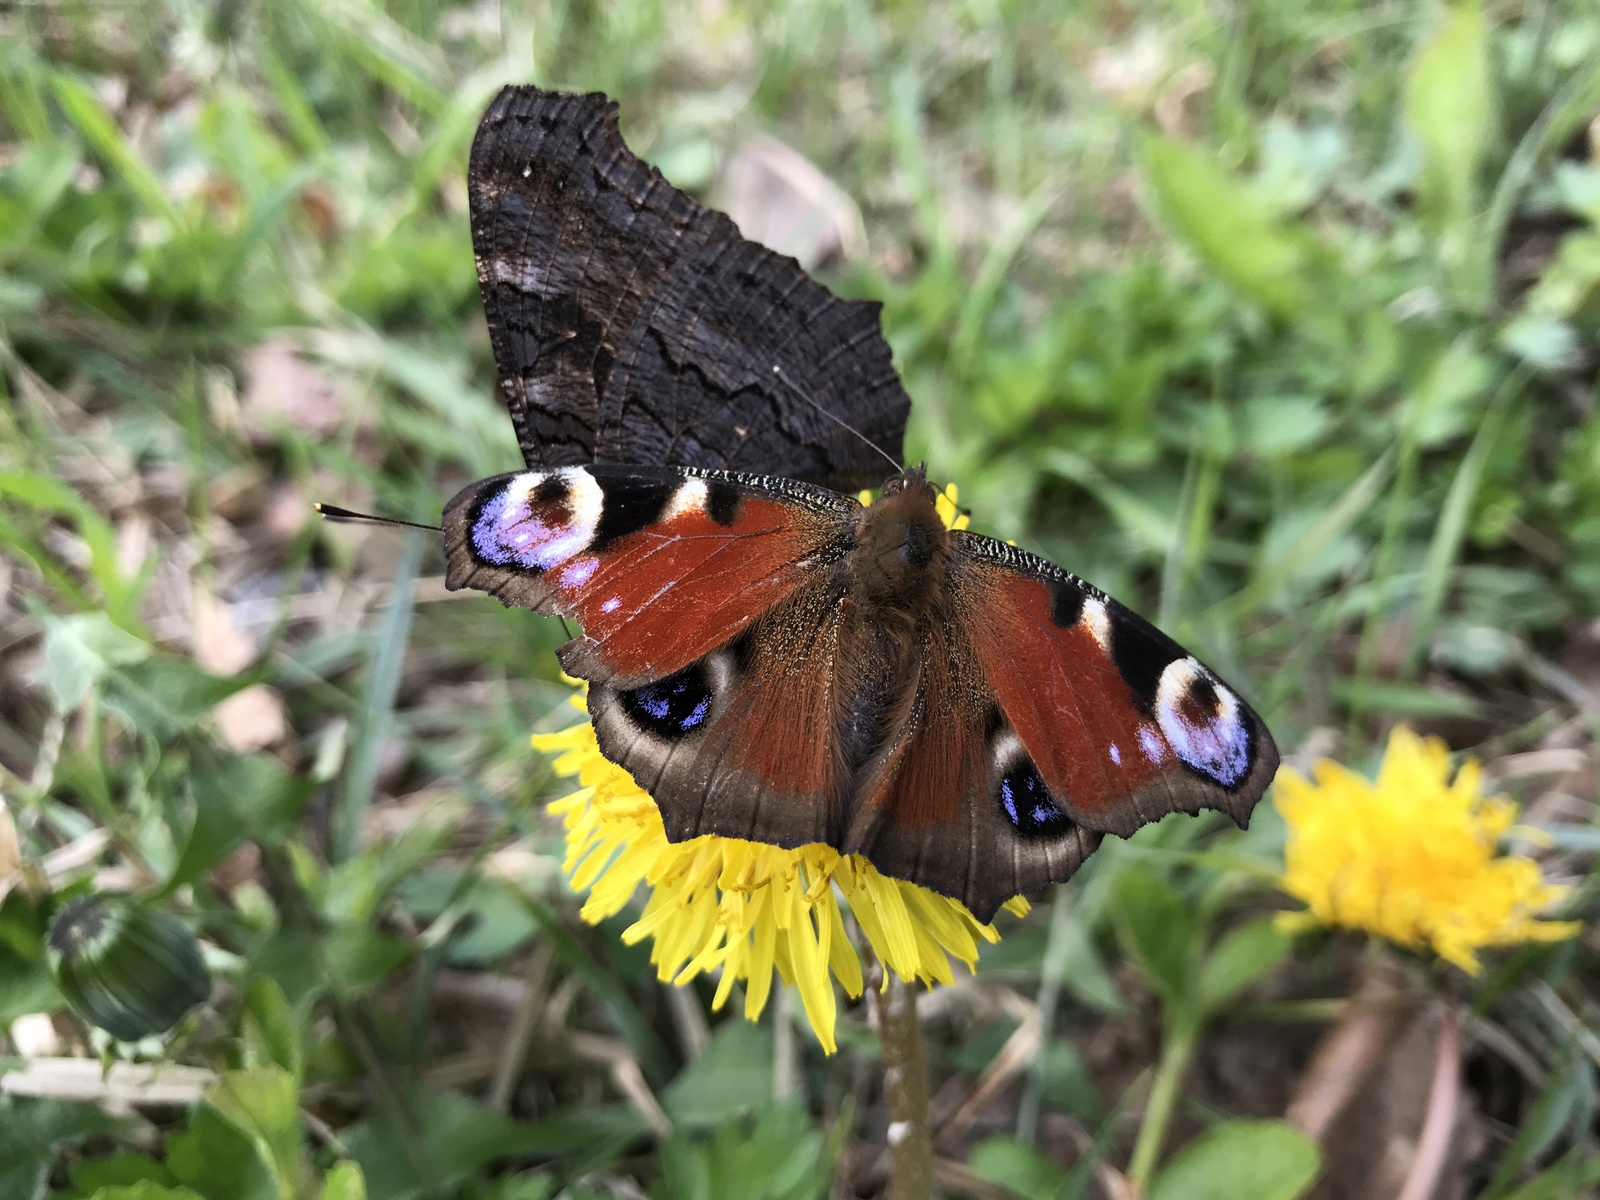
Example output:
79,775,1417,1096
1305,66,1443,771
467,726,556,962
619,666,714,739
999,758,1073,837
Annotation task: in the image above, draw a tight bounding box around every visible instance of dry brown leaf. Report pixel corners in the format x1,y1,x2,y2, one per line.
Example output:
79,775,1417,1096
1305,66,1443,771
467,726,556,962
242,339,348,443
1088,33,1169,108
191,589,255,675
719,136,866,269
1,1057,215,1109
0,795,21,903
8,1013,61,1059
213,684,288,752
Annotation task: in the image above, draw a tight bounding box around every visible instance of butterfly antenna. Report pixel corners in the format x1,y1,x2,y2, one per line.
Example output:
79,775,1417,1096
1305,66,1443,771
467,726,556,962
769,364,904,479
314,503,441,534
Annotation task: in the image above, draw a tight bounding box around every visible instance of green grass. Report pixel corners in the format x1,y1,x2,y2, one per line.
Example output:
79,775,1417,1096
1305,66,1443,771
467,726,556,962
3,1,1600,1197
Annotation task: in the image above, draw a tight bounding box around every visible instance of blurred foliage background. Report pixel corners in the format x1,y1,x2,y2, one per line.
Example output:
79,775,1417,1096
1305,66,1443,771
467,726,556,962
3,0,1600,1197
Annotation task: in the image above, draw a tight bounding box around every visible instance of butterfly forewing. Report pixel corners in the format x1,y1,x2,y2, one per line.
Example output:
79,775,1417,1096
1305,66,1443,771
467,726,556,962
953,533,1279,840
470,86,910,490
442,464,855,684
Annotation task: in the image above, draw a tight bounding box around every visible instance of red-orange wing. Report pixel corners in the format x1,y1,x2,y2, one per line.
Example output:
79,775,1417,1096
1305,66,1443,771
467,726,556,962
442,464,853,684
953,533,1278,839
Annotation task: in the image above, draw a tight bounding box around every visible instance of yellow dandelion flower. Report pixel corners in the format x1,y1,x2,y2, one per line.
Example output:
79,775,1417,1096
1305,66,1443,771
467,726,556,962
534,482,1023,1054
1275,726,1580,973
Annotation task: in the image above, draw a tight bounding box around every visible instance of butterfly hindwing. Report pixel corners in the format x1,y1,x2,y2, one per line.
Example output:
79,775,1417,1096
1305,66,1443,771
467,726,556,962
839,619,1103,923
953,534,1279,840
587,576,850,852
469,86,911,490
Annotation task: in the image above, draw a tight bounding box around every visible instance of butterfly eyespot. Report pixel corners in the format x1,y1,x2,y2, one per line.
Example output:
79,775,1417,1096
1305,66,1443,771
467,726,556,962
470,469,601,572
1155,658,1251,788
619,664,715,739
998,756,1074,838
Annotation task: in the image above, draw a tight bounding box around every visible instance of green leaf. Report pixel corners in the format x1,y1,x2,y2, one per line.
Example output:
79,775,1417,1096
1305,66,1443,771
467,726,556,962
0,1096,136,1200
966,1135,1068,1199
102,657,257,742
1149,1120,1320,1200
81,1184,206,1200
0,472,145,625
49,72,180,224
323,924,415,993
343,1087,644,1199
69,1150,175,1193
204,1068,302,1199
165,1103,279,1200
1137,133,1310,319
662,1020,774,1130
1109,867,1197,1011
37,612,150,712
1197,920,1292,1014
321,1161,368,1200
1499,1151,1600,1200
169,753,313,891
241,977,302,1083
1483,1049,1590,1197
399,873,539,965
1405,3,1492,233
656,1100,826,1200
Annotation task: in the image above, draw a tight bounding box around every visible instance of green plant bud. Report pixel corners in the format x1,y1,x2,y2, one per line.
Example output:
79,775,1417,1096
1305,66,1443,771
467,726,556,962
47,894,212,1042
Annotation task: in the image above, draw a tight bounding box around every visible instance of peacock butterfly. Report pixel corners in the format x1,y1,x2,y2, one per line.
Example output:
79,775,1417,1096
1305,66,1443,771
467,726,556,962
443,86,1279,923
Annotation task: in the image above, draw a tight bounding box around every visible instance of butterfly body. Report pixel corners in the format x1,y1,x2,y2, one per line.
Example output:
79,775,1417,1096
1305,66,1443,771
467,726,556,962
445,85,1280,921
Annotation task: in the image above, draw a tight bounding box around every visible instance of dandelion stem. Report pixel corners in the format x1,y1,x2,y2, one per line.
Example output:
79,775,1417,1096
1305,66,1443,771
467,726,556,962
1128,1017,1197,1188
874,970,934,1200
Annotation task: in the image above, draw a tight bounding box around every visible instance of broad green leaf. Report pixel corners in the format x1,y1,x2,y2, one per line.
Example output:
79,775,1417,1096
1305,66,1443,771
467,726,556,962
324,924,416,993
1137,133,1309,319
242,977,302,1083
1405,4,1492,232
1149,1120,1320,1200
966,1135,1068,1199
37,612,149,712
321,1161,368,1200
662,1020,774,1130
69,1150,175,1193
165,1103,278,1200
343,1088,644,1199
1039,1038,1105,1125
169,753,313,891
205,1068,302,1199
1110,867,1197,1011
1498,313,1580,371
482,1176,557,1200
0,1097,136,1200
657,1100,826,1200
0,470,145,625
399,873,539,964
0,893,57,1025
1238,395,1333,458
102,657,257,742
82,1184,205,1200
1198,920,1292,1013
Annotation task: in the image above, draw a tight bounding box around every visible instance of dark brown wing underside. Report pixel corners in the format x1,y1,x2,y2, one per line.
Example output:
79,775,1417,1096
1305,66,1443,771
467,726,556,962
468,86,910,490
